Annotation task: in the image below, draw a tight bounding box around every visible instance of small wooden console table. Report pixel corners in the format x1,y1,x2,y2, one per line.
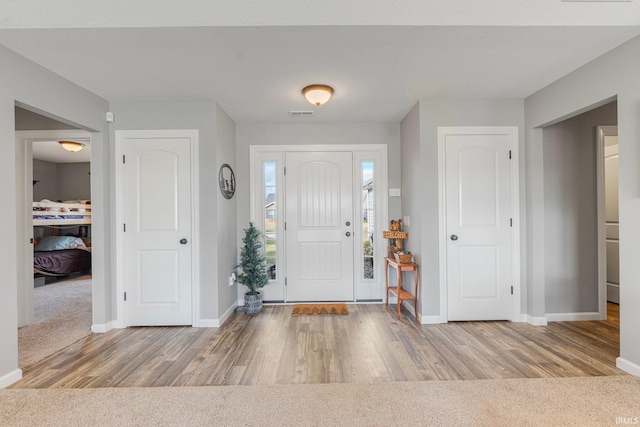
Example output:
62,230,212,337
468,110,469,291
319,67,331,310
385,257,419,322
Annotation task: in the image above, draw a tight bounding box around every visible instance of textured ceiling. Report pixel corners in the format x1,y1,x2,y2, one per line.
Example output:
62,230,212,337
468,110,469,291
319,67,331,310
2,0,640,27
1,2,639,123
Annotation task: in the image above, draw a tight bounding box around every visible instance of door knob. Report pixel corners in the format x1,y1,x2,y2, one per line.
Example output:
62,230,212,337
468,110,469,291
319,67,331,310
180,238,188,244
346,232,351,237
450,235,458,241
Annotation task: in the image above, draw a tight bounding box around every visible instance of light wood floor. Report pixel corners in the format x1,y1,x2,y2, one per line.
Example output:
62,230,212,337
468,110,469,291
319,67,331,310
12,303,623,388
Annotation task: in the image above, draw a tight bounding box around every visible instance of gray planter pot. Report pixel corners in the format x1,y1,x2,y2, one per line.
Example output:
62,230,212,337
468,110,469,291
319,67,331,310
244,291,263,315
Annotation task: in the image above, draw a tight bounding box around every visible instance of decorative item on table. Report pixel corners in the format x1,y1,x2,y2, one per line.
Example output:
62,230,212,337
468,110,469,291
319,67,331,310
383,219,408,257
394,250,413,264
236,222,269,314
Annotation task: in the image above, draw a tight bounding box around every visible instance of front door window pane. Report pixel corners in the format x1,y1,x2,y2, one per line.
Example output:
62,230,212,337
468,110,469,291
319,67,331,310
264,162,277,279
362,162,374,279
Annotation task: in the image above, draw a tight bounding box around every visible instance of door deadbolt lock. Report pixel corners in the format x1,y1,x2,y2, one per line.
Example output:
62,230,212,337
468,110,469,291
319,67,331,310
345,221,351,226
180,238,188,244
450,235,458,241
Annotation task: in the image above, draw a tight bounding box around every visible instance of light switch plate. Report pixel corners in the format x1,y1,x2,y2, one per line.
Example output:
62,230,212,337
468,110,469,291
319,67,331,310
389,188,401,197
403,216,410,227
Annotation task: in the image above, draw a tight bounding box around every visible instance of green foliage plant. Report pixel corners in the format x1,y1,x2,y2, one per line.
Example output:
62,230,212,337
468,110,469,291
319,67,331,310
237,222,269,295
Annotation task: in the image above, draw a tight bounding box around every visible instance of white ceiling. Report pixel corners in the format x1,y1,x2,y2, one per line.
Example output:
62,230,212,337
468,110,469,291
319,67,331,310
32,140,91,164
1,1,639,124
3,0,640,27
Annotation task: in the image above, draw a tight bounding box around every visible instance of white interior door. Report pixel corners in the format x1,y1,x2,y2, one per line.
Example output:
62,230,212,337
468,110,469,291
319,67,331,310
122,135,192,326
605,140,619,303
445,132,513,321
285,151,354,301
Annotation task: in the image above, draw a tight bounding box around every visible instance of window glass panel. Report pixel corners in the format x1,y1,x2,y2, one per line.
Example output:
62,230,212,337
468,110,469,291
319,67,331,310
264,162,277,280
362,162,374,279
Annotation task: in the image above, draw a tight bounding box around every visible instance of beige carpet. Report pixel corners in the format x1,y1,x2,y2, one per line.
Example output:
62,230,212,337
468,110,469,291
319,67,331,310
2,376,639,426
18,275,92,369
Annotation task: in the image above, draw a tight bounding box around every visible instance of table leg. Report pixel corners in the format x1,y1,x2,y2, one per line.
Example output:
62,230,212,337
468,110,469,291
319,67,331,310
397,268,403,320
385,259,389,307
414,267,419,323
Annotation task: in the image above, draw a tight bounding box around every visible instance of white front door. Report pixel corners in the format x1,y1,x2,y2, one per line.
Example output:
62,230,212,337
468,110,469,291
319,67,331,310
122,135,193,326
285,151,354,301
444,130,514,321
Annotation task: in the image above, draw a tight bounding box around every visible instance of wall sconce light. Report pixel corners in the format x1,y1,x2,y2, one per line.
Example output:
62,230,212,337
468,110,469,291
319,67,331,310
302,84,334,106
59,140,85,153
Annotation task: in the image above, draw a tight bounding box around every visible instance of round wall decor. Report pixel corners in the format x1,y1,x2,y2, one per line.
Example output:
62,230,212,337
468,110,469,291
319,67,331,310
218,163,236,199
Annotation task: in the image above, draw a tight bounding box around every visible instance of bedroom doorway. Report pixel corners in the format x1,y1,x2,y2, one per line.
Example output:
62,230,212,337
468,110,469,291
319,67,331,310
15,111,94,369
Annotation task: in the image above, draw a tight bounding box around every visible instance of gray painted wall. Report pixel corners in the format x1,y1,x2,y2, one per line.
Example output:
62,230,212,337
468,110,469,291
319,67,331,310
525,35,640,372
32,160,90,202
402,99,525,319
15,107,77,131
57,163,91,201
0,44,110,385
543,102,617,314
400,103,421,303
110,101,227,321
32,159,58,201
216,105,238,318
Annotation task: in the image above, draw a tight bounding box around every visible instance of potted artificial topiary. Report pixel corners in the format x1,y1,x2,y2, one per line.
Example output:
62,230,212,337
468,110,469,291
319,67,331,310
237,222,269,314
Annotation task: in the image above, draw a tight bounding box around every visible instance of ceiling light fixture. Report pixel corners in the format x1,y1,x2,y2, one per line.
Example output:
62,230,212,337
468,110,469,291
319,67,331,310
302,84,334,106
59,140,85,153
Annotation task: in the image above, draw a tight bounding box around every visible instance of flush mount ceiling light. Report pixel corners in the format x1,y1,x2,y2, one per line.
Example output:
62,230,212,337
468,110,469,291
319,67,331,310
302,84,334,106
59,140,85,153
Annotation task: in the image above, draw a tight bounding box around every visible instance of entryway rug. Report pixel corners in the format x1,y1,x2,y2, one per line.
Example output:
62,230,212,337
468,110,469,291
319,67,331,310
291,303,349,316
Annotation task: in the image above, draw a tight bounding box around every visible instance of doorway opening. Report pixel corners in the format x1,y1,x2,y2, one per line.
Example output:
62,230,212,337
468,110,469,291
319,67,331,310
540,100,618,322
15,107,93,369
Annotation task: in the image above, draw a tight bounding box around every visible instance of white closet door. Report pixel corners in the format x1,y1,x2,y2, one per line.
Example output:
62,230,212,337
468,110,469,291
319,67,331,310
123,135,192,326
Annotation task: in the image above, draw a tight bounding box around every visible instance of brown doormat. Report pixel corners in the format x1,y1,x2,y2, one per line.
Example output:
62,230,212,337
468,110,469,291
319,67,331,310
291,303,349,316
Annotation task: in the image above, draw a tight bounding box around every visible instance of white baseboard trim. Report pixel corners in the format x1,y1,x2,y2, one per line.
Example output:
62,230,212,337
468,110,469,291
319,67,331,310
617,357,640,377
420,315,446,324
545,312,600,322
91,320,115,333
511,315,526,323
0,369,22,389
195,302,238,328
218,302,238,326
522,314,548,326
194,319,219,327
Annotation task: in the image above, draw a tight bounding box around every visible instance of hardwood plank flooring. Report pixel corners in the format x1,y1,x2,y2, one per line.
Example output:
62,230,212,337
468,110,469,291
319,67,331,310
11,303,624,389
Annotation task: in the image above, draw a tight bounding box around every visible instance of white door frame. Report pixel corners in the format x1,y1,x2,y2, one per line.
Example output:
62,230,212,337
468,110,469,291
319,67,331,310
596,125,618,320
249,144,389,302
438,126,521,322
15,129,91,327
115,129,200,328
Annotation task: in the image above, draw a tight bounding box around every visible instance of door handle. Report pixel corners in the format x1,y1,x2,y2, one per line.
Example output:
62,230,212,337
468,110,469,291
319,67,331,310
450,235,458,241
346,232,351,237
180,238,188,244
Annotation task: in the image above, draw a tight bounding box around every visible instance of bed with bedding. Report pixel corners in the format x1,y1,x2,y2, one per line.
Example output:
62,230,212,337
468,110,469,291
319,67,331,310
33,199,91,226
33,236,91,276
